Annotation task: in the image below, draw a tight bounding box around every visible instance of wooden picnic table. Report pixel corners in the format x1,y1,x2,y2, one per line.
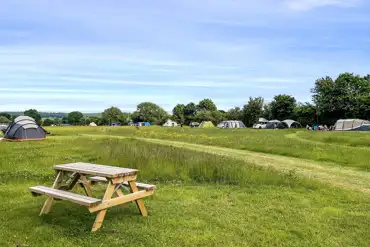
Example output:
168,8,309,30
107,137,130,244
29,162,155,232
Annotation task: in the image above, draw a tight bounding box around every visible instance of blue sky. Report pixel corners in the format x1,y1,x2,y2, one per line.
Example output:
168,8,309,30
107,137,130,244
1,0,370,112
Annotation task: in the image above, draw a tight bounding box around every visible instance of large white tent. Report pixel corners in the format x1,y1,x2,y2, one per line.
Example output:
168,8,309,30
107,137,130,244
334,119,370,131
163,119,178,127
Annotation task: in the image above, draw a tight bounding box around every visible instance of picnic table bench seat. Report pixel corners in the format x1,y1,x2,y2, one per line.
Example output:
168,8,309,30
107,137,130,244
87,176,156,191
29,186,101,207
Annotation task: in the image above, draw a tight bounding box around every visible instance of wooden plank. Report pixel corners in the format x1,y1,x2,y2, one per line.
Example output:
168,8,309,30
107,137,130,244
91,180,116,232
111,175,137,184
89,176,156,191
54,162,138,178
79,176,93,197
115,188,125,197
128,181,148,216
89,176,108,182
88,190,153,213
39,171,63,215
30,186,101,207
131,182,156,191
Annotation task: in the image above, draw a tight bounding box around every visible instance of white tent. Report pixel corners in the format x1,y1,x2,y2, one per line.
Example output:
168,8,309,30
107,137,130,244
281,119,301,128
163,119,178,127
258,118,268,123
334,119,370,131
89,122,97,127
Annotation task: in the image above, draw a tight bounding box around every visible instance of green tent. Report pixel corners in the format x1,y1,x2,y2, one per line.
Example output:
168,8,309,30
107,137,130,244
199,121,215,128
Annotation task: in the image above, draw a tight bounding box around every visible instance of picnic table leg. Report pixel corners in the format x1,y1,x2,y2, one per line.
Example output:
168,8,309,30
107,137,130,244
115,188,125,197
128,181,148,216
39,171,63,216
91,180,115,232
79,176,93,197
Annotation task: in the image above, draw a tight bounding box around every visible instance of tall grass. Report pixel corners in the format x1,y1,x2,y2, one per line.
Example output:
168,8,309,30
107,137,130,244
89,137,316,188
49,126,370,170
297,131,370,147
0,136,312,188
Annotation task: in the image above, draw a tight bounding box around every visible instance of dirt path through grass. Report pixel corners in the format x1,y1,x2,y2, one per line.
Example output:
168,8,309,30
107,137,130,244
82,134,370,194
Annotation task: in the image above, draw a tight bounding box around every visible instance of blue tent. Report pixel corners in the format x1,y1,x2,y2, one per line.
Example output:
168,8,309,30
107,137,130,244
136,122,151,126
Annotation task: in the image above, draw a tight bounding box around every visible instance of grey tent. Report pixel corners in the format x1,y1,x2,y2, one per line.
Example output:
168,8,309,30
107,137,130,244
3,116,47,141
265,120,280,129
334,119,370,131
217,120,245,128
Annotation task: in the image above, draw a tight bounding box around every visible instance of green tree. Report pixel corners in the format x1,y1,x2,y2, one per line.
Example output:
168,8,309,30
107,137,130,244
24,109,42,124
53,118,62,125
212,110,225,124
42,118,54,126
118,113,132,125
312,73,370,124
197,99,217,112
67,111,84,125
217,110,227,122
0,116,11,123
184,102,197,124
86,116,102,126
270,95,296,120
0,112,11,120
262,103,273,120
194,111,213,123
242,97,264,127
102,107,122,124
194,110,224,125
133,102,168,125
358,94,370,120
226,107,243,120
172,104,185,124
61,117,68,124
294,103,316,126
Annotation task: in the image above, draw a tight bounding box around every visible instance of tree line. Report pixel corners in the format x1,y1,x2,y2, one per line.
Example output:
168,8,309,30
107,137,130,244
0,73,369,127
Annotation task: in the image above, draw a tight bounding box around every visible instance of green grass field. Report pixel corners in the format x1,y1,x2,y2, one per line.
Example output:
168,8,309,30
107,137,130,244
1,127,370,246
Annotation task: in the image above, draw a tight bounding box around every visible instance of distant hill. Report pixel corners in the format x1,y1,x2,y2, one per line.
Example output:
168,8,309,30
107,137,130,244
2,112,101,118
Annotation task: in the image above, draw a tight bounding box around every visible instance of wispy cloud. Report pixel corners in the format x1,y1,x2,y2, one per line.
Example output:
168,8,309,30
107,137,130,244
283,0,361,11
0,0,369,112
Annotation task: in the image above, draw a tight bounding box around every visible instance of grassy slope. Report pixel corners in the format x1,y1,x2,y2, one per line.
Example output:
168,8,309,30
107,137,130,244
0,136,370,246
49,126,370,170
130,137,370,194
297,131,370,147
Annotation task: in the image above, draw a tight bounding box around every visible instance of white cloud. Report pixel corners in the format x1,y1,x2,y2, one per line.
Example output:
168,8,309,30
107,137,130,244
283,0,361,11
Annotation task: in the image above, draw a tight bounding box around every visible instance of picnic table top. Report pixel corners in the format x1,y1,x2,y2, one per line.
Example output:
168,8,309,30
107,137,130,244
54,162,138,178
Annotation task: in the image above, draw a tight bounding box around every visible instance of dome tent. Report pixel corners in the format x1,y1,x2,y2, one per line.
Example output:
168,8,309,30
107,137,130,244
258,118,268,123
265,120,280,129
199,121,215,128
3,116,47,141
190,122,200,127
89,122,97,126
163,119,178,127
217,120,245,128
334,119,370,131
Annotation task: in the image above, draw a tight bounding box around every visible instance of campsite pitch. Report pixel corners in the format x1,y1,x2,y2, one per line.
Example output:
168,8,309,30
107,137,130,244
0,127,370,246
